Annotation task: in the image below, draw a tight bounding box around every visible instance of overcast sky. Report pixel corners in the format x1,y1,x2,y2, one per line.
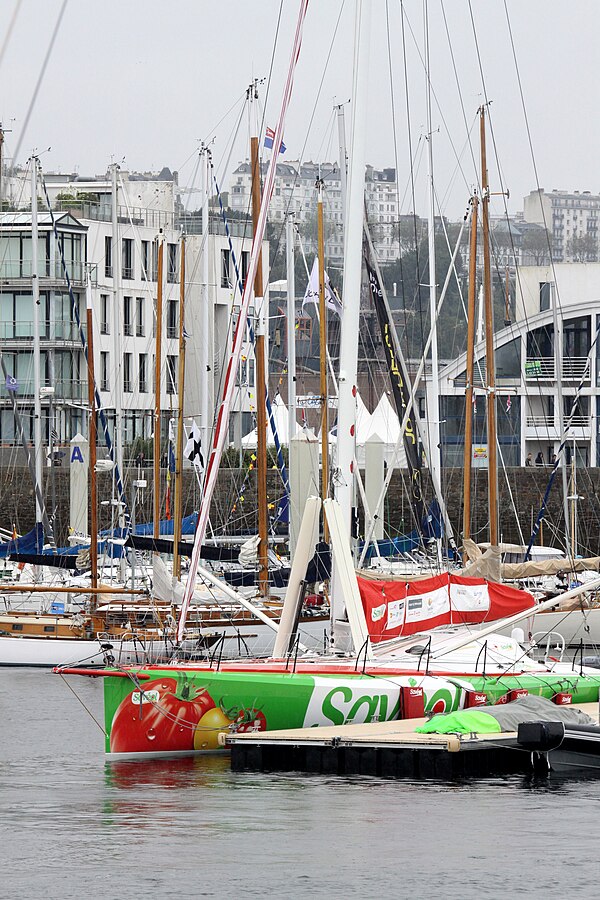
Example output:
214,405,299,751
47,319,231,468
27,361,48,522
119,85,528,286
0,1,597,220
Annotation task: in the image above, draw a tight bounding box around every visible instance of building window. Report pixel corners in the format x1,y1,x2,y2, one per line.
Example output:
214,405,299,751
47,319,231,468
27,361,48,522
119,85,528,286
100,294,110,334
152,240,159,281
167,243,178,283
241,250,249,287
166,354,177,394
123,296,132,336
141,240,150,279
100,351,109,392
105,236,112,278
167,299,178,339
136,297,144,337
123,353,132,392
122,238,134,280
539,282,552,312
138,353,147,393
221,249,231,288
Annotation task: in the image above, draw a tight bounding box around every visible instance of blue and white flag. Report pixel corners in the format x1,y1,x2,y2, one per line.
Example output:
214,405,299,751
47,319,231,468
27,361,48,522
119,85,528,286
264,126,286,154
5,375,18,392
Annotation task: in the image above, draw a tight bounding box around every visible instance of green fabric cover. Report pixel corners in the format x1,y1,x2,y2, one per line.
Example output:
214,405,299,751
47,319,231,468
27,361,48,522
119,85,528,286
416,709,502,735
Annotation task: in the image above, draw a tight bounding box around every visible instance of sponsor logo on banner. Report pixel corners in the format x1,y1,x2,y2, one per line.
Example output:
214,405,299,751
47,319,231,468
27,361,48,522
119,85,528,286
387,599,405,627
371,603,386,622
302,677,462,727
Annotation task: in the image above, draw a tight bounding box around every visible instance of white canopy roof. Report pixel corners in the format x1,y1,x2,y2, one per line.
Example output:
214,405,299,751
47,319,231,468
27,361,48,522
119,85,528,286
240,393,290,448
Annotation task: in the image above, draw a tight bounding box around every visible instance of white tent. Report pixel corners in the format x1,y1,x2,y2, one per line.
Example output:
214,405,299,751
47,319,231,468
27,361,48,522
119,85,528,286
365,393,407,468
327,391,372,464
240,394,290,448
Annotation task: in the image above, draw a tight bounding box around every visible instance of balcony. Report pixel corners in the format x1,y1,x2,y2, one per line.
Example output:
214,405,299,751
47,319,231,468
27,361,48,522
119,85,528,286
0,259,90,285
0,378,86,401
0,321,85,344
526,413,590,438
525,357,591,383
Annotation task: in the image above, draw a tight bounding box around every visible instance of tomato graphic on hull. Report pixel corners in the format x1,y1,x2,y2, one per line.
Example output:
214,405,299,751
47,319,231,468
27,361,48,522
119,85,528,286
232,708,267,734
110,676,215,754
193,707,235,751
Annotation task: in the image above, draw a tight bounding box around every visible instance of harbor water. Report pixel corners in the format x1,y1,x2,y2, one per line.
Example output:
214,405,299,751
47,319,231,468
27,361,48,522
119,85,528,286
2,669,600,898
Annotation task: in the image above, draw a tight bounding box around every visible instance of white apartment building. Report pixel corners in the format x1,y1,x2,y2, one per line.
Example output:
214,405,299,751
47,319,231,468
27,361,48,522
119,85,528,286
0,168,266,458
229,160,400,264
523,188,600,263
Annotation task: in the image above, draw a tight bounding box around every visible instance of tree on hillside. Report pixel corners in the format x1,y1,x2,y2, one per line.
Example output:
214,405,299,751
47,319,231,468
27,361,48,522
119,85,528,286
566,233,598,262
521,228,552,265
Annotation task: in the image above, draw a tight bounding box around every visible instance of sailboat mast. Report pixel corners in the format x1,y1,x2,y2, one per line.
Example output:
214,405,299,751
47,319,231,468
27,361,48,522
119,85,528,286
110,164,124,495
31,157,43,524
153,240,164,541
425,20,441,494
199,147,210,462
250,133,269,597
332,0,371,634
480,106,499,545
173,236,186,579
317,178,329,517
286,213,296,431
86,272,98,590
462,195,478,556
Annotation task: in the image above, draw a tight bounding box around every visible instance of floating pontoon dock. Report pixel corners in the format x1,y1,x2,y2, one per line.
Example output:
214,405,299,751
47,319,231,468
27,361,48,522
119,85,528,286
226,703,600,779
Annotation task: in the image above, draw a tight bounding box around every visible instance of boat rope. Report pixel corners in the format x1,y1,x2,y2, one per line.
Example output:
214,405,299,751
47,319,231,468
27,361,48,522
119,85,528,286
58,672,106,735
39,170,131,530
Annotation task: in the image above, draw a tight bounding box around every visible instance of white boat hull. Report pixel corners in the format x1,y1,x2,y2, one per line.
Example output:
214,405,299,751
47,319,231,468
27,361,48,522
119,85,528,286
0,635,179,668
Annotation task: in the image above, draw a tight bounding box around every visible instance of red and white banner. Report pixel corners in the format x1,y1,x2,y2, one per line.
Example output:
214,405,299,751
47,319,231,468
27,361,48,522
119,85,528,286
358,573,535,643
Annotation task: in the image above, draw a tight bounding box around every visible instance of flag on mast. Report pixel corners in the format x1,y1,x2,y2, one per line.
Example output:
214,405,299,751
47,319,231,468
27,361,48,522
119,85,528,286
184,420,204,470
264,126,286,154
302,257,342,317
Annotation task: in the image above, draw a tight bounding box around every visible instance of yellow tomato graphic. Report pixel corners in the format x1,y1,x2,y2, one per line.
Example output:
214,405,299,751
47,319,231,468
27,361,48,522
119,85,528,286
193,707,233,751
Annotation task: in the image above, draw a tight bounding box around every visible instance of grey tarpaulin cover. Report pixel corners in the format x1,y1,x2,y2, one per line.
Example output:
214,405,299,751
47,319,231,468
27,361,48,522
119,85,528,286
474,694,595,731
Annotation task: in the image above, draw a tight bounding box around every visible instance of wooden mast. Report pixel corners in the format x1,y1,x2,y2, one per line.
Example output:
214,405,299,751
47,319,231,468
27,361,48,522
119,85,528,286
317,177,329,538
480,105,499,546
250,135,269,597
153,240,164,543
85,273,98,590
462,195,478,560
173,236,186,579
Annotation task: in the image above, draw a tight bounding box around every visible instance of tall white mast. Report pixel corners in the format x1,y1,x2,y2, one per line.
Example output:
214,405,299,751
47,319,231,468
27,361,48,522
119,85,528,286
424,0,441,491
336,101,348,220
111,164,123,478
200,146,210,462
31,156,43,523
332,0,371,628
286,213,296,433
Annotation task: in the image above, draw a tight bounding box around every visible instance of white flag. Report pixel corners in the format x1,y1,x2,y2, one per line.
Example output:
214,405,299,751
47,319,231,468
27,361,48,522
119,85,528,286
302,257,342,317
184,420,204,470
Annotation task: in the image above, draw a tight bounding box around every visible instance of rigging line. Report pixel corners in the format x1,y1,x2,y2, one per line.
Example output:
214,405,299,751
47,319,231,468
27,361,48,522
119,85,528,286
471,4,573,547
12,0,68,168
200,91,247,155
263,0,347,286
398,0,473,197
0,0,21,71
257,0,285,148
211,166,289,494
385,0,411,349
399,0,426,364
439,0,479,185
